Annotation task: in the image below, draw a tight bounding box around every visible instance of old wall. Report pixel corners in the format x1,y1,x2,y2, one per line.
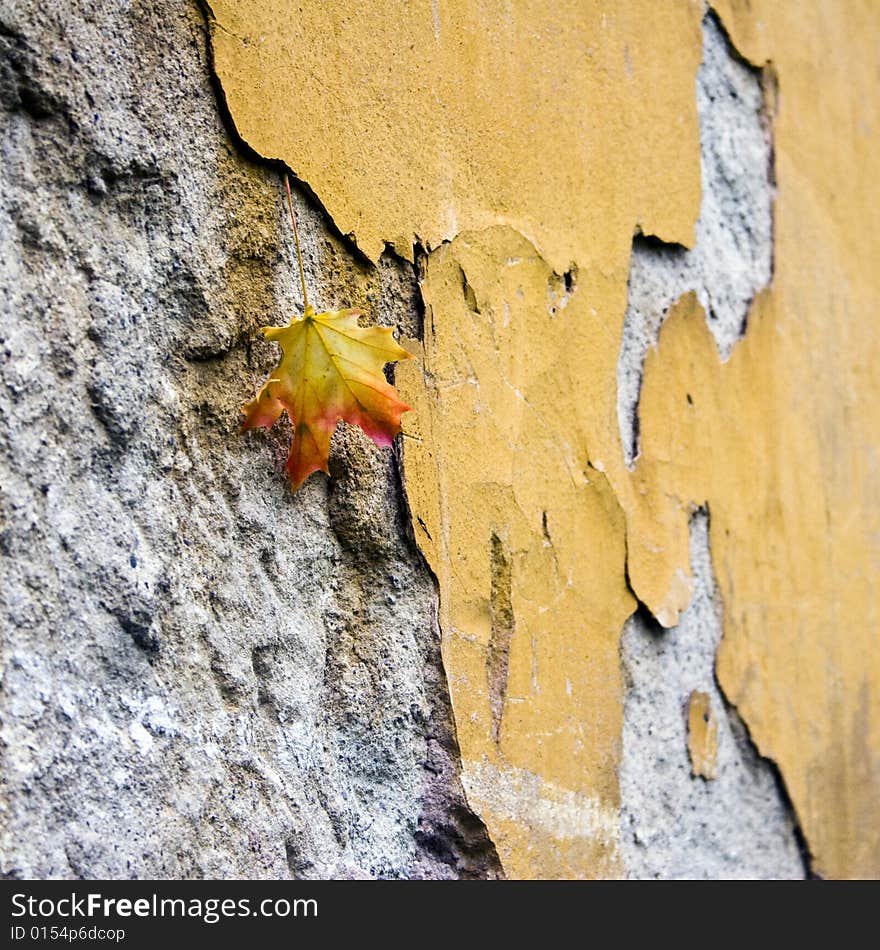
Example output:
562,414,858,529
1,0,878,880
0,1,498,880
205,0,880,879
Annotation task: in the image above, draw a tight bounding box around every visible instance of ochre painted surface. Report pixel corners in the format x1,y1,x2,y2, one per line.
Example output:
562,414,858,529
204,0,702,272
399,230,634,876
704,0,880,882
206,1,880,878
687,690,718,781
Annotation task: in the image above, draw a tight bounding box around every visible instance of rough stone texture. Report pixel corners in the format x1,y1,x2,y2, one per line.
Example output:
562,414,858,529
0,0,499,879
619,513,805,880
618,12,774,464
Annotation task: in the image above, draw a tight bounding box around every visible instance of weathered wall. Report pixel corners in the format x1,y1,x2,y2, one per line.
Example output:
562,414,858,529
2,0,878,880
205,0,880,880
0,1,498,880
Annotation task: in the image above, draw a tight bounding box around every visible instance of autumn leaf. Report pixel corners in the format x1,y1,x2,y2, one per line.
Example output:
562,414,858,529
242,304,412,490
242,175,412,490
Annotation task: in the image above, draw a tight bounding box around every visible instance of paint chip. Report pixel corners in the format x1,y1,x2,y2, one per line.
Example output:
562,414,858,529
687,690,718,780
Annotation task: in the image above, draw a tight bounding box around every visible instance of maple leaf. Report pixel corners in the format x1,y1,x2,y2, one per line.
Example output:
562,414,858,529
242,175,412,491
242,304,412,490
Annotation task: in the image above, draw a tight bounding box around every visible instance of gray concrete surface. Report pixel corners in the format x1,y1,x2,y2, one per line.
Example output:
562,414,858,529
616,12,802,881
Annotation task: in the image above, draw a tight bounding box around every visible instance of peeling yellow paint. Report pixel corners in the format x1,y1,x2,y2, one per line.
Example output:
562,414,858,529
398,229,634,877
717,0,880,881
203,0,703,271
687,690,718,780
207,0,880,878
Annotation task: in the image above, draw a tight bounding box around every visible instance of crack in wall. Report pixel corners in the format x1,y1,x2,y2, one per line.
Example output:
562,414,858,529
486,532,515,746
617,11,774,465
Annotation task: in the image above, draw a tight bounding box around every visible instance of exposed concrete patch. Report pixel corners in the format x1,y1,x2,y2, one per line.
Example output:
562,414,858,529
618,12,773,464
619,512,805,879
0,0,498,880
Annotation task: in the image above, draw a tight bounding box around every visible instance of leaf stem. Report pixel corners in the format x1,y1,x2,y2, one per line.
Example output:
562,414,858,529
284,174,310,314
